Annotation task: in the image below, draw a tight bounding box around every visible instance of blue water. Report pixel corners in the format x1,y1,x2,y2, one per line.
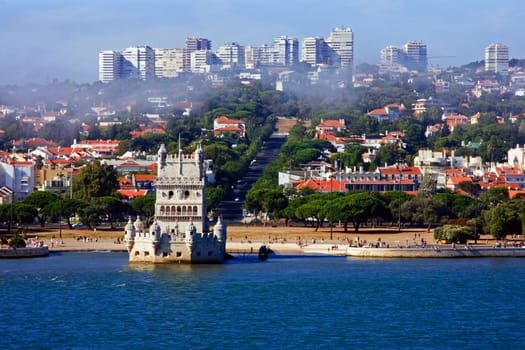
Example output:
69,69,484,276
2,252,524,349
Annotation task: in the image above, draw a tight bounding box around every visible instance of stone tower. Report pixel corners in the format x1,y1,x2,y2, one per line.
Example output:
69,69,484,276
125,143,226,263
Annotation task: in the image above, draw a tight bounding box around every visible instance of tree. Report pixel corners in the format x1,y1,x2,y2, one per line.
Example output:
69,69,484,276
130,194,156,226
23,191,59,227
14,203,38,230
434,225,475,244
401,197,450,231
380,190,411,225
328,192,388,233
433,192,476,219
245,187,288,225
45,198,88,228
483,200,523,240
480,187,509,209
95,196,130,229
73,160,119,201
417,174,437,198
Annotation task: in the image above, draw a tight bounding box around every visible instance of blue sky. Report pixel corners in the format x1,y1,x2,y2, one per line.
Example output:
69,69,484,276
1,0,524,84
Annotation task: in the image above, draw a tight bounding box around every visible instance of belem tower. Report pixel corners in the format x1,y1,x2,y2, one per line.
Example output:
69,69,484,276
124,143,226,263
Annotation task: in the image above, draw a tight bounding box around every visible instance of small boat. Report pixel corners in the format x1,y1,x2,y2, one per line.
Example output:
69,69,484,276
258,245,270,260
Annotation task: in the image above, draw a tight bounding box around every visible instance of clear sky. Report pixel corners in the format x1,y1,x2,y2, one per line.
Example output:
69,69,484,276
1,0,523,84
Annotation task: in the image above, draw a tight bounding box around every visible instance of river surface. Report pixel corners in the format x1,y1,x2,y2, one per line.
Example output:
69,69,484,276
2,252,524,349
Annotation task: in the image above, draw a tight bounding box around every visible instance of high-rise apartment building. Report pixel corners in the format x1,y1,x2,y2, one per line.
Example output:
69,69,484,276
98,46,154,82
402,41,427,72
485,43,509,75
98,50,121,83
184,37,212,72
190,50,217,73
154,48,185,78
301,37,329,66
271,36,299,66
121,45,155,80
380,46,403,66
326,27,353,68
216,42,245,68
244,44,272,68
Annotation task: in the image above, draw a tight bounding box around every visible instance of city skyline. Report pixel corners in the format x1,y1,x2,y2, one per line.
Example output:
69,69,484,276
1,0,524,84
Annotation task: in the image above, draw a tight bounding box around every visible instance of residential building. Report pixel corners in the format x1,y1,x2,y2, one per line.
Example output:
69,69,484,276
380,46,403,66
508,144,525,168
381,41,427,73
70,139,120,157
485,43,509,75
216,42,245,68
154,48,185,78
271,36,299,66
0,159,35,201
190,50,217,73
121,45,155,80
184,37,212,71
213,116,245,137
326,27,354,68
301,37,329,66
98,50,121,83
367,104,405,122
442,113,468,132
402,41,427,72
244,44,273,68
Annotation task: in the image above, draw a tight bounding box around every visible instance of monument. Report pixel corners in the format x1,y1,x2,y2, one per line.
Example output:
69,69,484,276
124,143,226,263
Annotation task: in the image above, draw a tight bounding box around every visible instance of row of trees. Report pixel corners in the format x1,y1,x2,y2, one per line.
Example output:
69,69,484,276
0,189,156,233
247,185,525,241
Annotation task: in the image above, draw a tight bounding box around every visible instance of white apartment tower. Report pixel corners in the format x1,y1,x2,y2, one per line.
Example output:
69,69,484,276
326,27,354,68
485,43,509,75
272,36,299,66
121,45,155,80
190,50,216,73
245,44,273,67
216,42,246,68
154,48,185,78
184,37,212,72
402,41,427,72
98,50,121,83
301,37,328,66
380,46,403,66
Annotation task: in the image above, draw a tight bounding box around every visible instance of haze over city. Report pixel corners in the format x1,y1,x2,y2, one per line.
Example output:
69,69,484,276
1,0,524,84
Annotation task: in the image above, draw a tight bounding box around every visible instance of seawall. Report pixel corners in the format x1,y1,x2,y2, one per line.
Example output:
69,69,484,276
346,246,525,258
0,246,49,258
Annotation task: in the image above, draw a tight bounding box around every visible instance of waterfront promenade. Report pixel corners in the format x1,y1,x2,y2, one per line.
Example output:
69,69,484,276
9,224,522,258
23,224,519,257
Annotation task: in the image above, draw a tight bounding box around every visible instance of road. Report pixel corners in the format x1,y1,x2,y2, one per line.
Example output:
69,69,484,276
216,133,287,224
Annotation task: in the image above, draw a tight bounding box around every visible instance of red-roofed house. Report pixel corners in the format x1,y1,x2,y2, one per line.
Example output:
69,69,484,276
130,127,167,138
70,139,120,156
315,119,346,135
213,116,245,137
117,189,149,202
443,114,468,132
446,176,472,192
368,104,405,121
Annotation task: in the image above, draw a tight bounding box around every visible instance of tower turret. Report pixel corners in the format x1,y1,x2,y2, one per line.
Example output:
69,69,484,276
158,144,167,169
124,216,135,251
213,216,226,242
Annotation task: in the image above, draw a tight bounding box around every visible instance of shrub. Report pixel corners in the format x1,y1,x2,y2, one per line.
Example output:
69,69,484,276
8,235,26,248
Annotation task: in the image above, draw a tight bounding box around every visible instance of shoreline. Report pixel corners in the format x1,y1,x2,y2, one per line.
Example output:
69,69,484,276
7,224,522,258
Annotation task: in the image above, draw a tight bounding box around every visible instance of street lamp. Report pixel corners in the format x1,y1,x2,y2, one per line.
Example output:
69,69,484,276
397,160,403,232
58,173,65,239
